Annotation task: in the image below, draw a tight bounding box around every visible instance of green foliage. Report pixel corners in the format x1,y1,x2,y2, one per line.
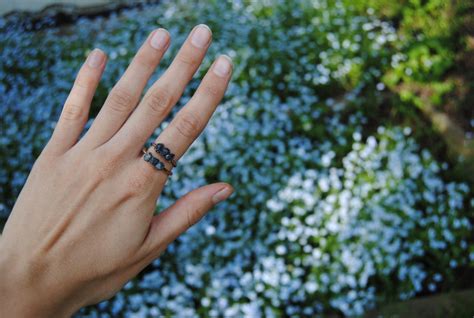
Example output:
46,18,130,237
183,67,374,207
353,0,462,112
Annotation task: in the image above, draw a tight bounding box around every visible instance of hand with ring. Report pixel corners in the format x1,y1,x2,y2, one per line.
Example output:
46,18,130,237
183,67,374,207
0,24,233,317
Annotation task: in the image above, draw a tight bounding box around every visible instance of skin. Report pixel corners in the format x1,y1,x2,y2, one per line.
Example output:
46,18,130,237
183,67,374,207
0,24,233,317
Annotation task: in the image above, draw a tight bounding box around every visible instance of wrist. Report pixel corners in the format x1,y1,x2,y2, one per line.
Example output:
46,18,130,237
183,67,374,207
0,244,76,318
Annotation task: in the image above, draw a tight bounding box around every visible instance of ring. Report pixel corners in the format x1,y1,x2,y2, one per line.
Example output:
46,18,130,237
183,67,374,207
151,142,177,167
142,149,173,176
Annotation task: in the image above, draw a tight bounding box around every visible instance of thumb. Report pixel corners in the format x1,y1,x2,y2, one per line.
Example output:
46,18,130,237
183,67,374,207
140,182,233,256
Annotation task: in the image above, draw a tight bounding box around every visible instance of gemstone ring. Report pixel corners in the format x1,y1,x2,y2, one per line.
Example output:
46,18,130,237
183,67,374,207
152,142,177,167
142,148,173,176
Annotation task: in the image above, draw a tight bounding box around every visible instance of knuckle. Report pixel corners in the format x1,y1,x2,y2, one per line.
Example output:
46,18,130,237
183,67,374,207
146,88,174,116
34,154,55,170
123,180,142,197
125,174,151,197
174,112,203,138
74,75,95,90
62,103,85,121
108,87,134,113
186,205,204,229
177,53,200,67
134,50,156,69
28,154,57,181
94,152,120,181
96,163,115,181
203,84,222,98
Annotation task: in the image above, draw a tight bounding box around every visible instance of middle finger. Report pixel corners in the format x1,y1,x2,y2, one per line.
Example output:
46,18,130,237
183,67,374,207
108,24,213,155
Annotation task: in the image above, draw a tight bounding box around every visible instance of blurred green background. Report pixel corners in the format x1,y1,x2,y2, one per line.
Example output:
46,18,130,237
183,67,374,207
0,0,473,316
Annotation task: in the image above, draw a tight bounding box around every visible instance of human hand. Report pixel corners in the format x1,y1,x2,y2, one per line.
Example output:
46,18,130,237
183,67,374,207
0,25,233,317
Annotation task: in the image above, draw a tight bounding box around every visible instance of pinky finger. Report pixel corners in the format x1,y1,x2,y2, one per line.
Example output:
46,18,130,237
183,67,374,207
45,48,106,156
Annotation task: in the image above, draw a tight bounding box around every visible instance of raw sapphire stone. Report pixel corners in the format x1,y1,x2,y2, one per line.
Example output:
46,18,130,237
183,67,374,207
162,147,170,156
155,161,165,170
155,143,164,152
143,153,152,162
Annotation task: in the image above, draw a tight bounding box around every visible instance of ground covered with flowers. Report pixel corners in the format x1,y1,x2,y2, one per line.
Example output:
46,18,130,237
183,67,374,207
1,0,473,316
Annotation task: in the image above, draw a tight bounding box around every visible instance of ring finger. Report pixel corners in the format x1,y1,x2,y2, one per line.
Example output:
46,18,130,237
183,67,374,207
108,24,213,155
141,55,233,183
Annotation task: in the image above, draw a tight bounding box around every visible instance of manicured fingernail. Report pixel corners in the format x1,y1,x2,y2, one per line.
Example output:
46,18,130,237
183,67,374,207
191,24,212,48
150,28,169,50
212,186,233,204
213,55,232,77
87,49,104,68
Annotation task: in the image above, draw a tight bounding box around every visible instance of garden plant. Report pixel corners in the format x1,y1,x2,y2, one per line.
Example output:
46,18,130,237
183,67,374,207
0,0,473,316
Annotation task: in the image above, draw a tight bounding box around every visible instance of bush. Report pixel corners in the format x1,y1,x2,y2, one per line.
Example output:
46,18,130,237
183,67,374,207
0,0,472,316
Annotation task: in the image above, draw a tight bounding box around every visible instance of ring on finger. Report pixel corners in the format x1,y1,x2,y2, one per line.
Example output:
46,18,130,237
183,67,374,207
151,142,177,167
142,148,173,176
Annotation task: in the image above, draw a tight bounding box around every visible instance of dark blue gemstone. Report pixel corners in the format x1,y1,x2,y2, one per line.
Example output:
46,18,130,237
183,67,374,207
144,153,152,162
155,143,164,152
155,161,164,170
165,153,174,161
162,147,170,155
151,157,159,165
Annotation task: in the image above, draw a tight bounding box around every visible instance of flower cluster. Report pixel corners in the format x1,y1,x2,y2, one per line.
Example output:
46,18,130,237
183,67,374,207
1,0,472,316
265,127,472,315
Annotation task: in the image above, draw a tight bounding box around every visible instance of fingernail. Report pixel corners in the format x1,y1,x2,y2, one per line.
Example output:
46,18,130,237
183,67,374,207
150,28,169,50
191,24,212,48
213,55,232,77
212,186,233,204
87,49,104,68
